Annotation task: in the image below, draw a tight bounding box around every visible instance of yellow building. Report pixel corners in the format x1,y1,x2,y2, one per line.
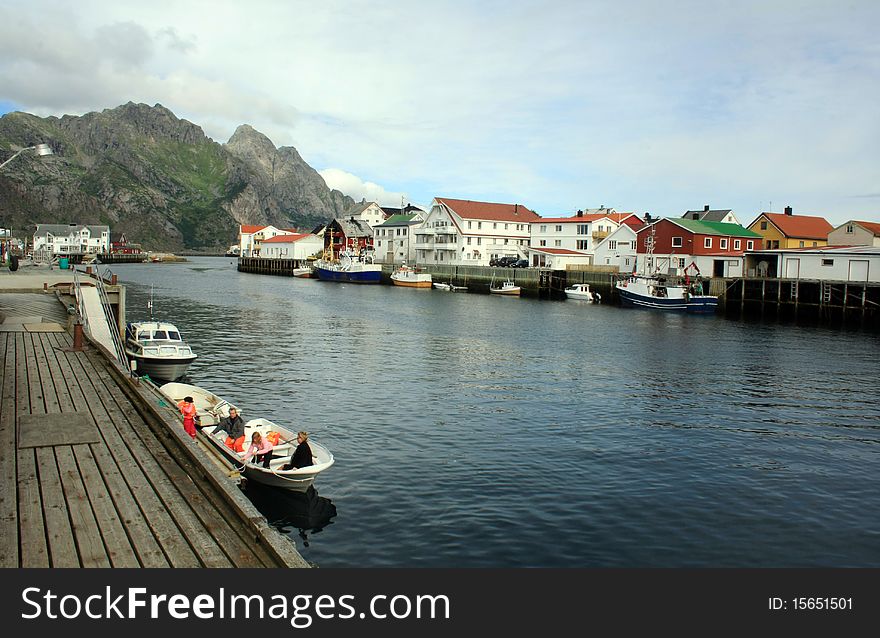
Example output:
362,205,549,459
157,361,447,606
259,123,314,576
747,207,833,250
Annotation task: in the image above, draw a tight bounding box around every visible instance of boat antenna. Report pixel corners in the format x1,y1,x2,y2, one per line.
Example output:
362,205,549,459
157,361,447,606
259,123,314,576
148,285,154,322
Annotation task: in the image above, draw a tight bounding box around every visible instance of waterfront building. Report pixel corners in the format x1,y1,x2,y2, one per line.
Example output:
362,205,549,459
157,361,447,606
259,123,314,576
323,217,375,257
374,212,426,264
743,246,880,281
258,233,324,260
681,205,742,225
109,231,141,255
590,224,641,271
827,220,880,248
528,208,640,266
635,218,761,277
415,198,539,266
33,223,110,256
345,200,387,227
747,207,833,250
238,224,299,256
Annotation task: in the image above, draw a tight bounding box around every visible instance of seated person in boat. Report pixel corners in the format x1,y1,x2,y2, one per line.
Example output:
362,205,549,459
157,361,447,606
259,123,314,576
242,431,275,468
211,407,245,453
282,431,313,470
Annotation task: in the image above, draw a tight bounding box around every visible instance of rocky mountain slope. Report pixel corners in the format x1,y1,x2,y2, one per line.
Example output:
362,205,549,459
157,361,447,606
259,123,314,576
0,102,355,250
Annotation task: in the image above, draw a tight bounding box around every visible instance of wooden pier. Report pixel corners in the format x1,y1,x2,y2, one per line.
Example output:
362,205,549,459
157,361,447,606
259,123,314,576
0,291,308,568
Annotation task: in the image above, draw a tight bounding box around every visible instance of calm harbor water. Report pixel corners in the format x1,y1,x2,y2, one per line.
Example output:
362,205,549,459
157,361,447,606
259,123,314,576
113,257,880,567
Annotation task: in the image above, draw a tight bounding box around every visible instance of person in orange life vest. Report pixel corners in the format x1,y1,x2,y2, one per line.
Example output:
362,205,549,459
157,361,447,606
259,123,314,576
177,396,199,439
242,431,274,468
211,407,245,452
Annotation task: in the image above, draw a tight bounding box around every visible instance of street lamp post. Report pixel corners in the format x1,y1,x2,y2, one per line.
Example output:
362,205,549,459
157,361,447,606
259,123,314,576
0,143,53,270
0,143,53,172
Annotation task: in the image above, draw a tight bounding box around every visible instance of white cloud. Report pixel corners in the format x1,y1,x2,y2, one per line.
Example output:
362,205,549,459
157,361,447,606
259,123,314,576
0,0,877,225
319,168,406,207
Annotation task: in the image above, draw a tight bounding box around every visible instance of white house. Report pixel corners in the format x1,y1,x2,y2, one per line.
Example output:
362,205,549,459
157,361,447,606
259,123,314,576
238,224,299,256
590,224,640,271
33,224,110,255
744,246,880,282
827,220,880,248
345,201,387,228
258,233,324,260
415,197,539,266
374,212,426,264
529,208,632,268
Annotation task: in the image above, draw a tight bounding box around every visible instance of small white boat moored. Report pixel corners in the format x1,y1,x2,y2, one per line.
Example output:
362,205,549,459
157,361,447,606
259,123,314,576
158,382,335,491
564,283,601,302
489,279,521,296
125,321,197,381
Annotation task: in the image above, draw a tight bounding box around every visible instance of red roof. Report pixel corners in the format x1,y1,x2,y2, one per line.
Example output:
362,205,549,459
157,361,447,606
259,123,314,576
240,225,267,234
261,233,310,243
855,221,880,236
619,214,646,230
438,197,539,222
758,213,833,240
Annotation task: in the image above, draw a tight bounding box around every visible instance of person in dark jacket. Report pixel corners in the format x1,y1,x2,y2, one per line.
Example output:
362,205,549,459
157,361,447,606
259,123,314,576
211,407,246,452
282,431,313,470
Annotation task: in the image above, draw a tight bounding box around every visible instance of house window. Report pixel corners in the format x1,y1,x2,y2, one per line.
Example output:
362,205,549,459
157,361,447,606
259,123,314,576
539,240,546,247
704,237,712,248
609,241,617,249
678,258,686,268
540,225,546,233
812,242,818,247
467,237,471,245
734,239,741,251
576,240,588,250
477,222,482,229
720,238,728,249
493,223,497,229
577,224,589,235
822,259,834,266
555,225,562,232
846,225,854,233
554,240,561,247
504,238,508,244
477,238,481,245
672,237,683,247
799,241,804,248
468,221,472,229
760,221,768,230
505,224,509,230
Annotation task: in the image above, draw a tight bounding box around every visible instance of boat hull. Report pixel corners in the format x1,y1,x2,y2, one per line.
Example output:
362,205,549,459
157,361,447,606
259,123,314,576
315,265,381,283
490,287,521,296
127,354,196,381
392,276,432,288
617,286,718,313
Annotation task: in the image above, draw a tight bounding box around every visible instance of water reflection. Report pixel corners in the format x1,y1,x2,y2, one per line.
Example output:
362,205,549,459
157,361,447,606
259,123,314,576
244,484,337,548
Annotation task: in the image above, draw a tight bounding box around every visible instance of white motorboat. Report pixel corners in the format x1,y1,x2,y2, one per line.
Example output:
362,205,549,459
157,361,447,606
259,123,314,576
564,283,601,303
433,282,468,292
159,383,335,492
489,279,521,296
391,264,432,288
125,321,197,381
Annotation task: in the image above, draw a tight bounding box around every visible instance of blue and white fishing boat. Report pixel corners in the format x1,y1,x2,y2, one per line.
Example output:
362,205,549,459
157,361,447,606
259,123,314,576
314,250,381,284
615,275,718,313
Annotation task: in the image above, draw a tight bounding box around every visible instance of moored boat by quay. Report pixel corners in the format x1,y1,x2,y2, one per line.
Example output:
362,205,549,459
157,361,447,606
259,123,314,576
314,250,381,284
391,264,432,288
125,321,197,381
564,283,600,302
615,275,718,313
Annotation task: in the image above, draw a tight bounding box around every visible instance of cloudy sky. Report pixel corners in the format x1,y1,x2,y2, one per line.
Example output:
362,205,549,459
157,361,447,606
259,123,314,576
1,0,877,224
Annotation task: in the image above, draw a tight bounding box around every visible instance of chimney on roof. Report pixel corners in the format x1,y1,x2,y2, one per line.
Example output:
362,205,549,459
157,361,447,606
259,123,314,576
784,206,793,216
644,212,652,223
577,210,583,217
600,204,605,210
704,204,710,212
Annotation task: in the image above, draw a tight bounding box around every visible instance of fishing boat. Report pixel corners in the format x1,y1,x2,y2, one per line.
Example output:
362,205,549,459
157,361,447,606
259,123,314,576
159,382,335,492
433,282,468,292
391,264,432,288
125,321,197,381
564,283,601,302
489,278,521,296
314,249,381,284
293,266,314,278
615,275,717,313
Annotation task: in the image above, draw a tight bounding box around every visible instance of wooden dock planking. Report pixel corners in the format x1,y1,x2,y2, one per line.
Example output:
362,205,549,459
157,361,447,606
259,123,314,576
16,447,49,567
0,334,20,568
85,352,279,567
81,350,249,568
55,445,113,567
35,446,81,567
6,296,301,570
53,334,202,567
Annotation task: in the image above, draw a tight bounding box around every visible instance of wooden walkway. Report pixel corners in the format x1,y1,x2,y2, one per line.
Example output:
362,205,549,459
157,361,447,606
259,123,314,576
1,296,306,568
